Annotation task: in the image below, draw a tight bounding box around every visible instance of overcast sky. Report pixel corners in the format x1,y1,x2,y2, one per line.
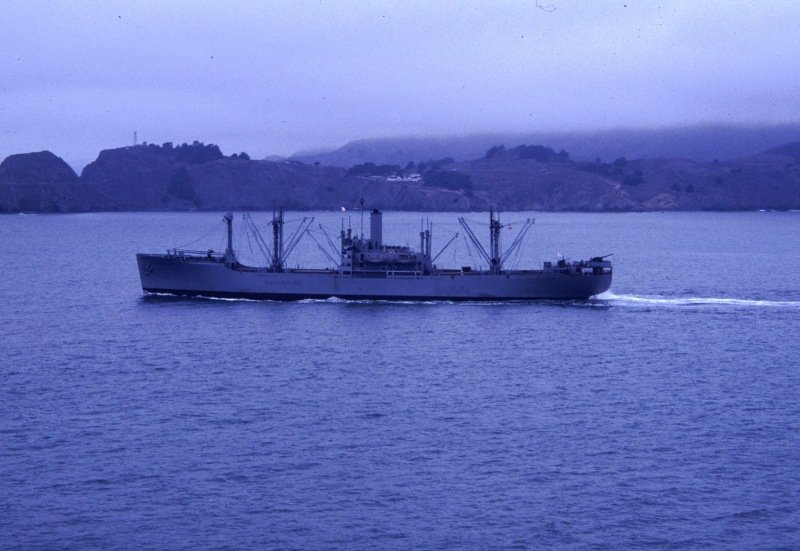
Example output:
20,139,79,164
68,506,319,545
2,0,799,169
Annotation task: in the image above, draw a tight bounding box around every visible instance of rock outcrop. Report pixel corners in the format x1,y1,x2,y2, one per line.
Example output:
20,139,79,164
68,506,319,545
0,151,101,212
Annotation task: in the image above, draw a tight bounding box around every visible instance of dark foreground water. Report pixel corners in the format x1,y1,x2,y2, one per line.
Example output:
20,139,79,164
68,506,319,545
2,211,799,549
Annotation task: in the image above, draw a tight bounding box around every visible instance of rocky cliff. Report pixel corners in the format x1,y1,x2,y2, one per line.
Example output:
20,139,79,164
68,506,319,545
0,151,103,212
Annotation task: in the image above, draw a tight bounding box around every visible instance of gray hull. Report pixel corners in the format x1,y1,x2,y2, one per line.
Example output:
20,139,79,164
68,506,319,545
137,254,612,301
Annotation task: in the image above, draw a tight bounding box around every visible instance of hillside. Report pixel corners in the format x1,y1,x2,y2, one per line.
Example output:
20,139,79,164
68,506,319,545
1,139,799,213
449,144,800,211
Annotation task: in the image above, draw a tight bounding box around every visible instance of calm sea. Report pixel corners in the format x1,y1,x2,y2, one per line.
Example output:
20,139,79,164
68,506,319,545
1,211,799,550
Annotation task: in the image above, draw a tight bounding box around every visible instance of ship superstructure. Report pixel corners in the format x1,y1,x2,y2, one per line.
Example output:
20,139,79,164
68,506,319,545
136,207,612,301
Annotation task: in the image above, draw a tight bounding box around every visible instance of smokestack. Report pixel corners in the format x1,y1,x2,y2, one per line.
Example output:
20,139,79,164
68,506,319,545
370,209,382,248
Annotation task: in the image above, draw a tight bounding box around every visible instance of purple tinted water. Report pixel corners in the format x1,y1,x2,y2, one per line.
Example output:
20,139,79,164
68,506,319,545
1,212,799,549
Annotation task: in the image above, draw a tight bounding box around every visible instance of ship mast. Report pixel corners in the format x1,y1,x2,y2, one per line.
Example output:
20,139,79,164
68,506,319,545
271,207,284,272
457,209,531,273
359,198,365,239
224,212,235,266
458,210,503,273
489,208,502,273
419,218,432,260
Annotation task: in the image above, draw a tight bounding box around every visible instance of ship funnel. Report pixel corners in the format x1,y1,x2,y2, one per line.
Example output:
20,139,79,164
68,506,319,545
370,209,383,247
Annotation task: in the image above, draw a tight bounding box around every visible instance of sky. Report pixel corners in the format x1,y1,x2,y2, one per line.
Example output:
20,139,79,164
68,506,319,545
1,0,799,170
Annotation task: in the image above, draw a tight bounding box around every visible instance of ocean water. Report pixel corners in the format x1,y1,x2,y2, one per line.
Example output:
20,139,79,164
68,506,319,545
1,211,799,550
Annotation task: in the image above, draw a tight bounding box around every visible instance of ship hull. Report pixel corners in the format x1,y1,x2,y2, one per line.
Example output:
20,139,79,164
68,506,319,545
137,254,612,301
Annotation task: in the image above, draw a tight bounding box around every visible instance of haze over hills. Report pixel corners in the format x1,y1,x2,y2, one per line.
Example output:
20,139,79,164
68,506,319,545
1,133,800,213
291,124,800,167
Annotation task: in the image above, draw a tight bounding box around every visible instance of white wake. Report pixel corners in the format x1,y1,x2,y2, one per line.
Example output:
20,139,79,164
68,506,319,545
594,291,800,309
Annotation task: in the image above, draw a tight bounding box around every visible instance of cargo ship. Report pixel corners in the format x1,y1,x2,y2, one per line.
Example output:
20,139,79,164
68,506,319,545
136,208,612,301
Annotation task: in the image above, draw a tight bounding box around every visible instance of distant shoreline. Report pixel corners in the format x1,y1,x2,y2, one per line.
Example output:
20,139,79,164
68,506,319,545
6,208,800,216
3,139,800,213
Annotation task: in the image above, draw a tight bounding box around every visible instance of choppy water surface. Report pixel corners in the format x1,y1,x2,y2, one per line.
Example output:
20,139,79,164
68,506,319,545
1,211,799,549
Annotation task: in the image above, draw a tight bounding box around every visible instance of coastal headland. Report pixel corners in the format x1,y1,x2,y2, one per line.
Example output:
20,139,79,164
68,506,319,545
2,138,799,213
